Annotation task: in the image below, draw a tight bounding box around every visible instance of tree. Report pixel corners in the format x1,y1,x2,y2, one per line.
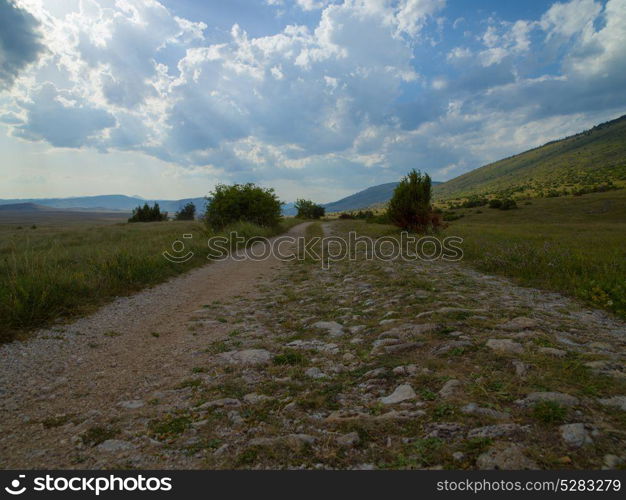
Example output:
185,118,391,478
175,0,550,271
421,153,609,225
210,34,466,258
294,199,325,219
204,183,282,230
387,169,440,232
175,202,196,221
128,202,168,222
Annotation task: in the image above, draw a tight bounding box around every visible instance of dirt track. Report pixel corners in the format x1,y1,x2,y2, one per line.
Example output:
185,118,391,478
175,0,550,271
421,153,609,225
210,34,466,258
0,223,311,468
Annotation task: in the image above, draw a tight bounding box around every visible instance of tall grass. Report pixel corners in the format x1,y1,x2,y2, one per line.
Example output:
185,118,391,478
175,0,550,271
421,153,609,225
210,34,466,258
0,218,300,342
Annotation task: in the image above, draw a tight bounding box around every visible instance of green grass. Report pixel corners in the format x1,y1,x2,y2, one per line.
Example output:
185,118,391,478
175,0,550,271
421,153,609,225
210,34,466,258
0,217,301,342
444,190,626,318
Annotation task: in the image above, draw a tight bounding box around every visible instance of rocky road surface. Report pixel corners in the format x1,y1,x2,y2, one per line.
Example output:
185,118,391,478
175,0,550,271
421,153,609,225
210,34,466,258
1,222,624,469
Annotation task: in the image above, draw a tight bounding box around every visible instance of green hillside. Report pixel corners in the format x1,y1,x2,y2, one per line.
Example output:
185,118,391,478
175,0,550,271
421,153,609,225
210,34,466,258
434,114,626,201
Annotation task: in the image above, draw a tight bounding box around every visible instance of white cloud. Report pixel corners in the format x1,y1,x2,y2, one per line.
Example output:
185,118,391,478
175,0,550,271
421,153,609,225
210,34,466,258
0,0,625,200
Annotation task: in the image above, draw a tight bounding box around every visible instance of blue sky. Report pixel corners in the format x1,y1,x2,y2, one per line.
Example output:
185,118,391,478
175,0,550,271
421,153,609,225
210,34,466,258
1,0,625,202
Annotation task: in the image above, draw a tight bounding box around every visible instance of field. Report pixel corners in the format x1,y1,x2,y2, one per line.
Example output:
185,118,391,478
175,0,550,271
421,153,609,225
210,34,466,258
0,215,300,342
334,190,626,319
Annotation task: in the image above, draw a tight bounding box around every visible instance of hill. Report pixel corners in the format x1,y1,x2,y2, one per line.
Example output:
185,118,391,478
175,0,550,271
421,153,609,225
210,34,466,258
434,114,626,201
0,203,59,212
322,180,442,213
0,195,208,214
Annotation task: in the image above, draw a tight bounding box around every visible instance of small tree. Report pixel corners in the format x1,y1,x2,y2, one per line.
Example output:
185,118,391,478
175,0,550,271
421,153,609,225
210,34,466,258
175,202,196,221
128,202,168,222
295,199,325,219
204,183,282,230
387,169,440,232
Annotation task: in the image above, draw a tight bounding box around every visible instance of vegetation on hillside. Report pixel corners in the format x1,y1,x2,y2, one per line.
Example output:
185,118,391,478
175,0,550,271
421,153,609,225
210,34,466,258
434,114,626,202
204,183,282,230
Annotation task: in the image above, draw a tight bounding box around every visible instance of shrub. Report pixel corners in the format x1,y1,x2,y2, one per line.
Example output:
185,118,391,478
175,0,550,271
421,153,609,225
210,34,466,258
295,199,325,219
488,199,502,209
174,202,196,221
204,183,282,230
387,169,441,232
500,199,518,210
128,203,168,222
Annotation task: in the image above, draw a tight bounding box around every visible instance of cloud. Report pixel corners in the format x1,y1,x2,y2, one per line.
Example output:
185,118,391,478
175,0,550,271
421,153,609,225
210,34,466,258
14,83,116,147
0,0,625,200
0,0,45,88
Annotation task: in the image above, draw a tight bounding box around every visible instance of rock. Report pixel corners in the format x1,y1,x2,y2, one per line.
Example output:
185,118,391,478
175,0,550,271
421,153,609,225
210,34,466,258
538,347,567,357
372,338,401,349
392,365,418,376
363,368,387,378
452,452,465,461
348,325,366,334
409,323,440,335
380,342,423,354
249,434,316,448
286,339,339,354
597,396,626,411
438,379,461,399
477,444,538,470
243,393,272,404
97,439,136,453
228,411,244,425
312,321,344,337
516,392,579,407
486,339,524,355
218,349,272,366
500,317,538,331
305,367,328,379
379,384,417,405
424,423,465,440
417,307,486,319
512,360,529,377
431,340,471,356
461,403,510,420
559,423,593,448
467,424,526,439
118,400,144,409
337,432,360,447
603,454,623,469
198,398,241,409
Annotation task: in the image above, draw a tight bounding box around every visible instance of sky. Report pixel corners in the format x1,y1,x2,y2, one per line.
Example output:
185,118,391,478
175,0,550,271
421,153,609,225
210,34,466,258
0,0,625,202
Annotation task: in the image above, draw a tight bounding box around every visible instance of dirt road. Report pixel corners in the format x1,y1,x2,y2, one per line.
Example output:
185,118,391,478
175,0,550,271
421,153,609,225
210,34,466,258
1,221,625,470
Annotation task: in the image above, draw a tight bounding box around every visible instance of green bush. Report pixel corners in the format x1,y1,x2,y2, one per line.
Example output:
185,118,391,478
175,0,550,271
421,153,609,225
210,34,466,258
174,202,196,221
295,199,325,219
128,203,168,222
387,169,440,232
204,183,282,230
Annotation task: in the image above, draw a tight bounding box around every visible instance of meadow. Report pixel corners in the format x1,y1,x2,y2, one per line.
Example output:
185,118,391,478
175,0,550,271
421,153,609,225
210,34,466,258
0,216,300,342
335,189,626,319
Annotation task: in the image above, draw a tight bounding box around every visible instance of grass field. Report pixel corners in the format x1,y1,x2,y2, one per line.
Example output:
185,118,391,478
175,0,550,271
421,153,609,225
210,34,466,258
334,190,626,319
0,217,300,342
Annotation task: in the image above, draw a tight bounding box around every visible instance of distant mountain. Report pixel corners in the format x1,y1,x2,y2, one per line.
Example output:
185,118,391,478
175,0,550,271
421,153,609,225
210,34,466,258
434,114,626,201
0,195,208,214
0,202,58,212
